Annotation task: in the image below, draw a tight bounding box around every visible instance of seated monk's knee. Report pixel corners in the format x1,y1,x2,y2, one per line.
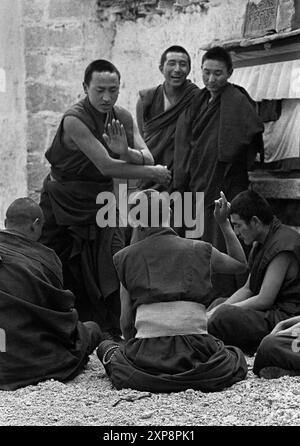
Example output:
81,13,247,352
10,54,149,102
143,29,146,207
253,334,281,375
208,304,243,338
257,333,279,356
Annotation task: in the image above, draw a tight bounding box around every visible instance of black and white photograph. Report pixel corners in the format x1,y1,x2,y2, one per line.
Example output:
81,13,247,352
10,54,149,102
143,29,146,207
0,0,300,432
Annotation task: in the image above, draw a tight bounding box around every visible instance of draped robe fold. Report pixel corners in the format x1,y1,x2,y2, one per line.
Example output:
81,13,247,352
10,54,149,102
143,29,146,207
139,80,199,192
39,97,133,330
0,231,91,390
174,83,264,297
104,228,247,393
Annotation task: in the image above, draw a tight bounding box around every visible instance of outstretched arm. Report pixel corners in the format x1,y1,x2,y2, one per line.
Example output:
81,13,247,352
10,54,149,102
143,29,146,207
64,116,170,186
104,119,154,165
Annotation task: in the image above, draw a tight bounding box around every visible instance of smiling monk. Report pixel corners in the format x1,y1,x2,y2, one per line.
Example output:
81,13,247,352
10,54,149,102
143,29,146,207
136,45,199,194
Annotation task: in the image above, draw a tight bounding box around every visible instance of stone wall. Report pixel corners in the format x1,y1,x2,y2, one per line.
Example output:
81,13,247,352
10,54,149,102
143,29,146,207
110,0,249,112
0,0,27,226
22,0,251,202
23,0,115,202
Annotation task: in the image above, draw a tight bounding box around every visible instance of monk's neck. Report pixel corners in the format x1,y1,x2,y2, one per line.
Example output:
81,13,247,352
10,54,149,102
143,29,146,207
163,83,184,105
208,83,228,102
256,225,271,244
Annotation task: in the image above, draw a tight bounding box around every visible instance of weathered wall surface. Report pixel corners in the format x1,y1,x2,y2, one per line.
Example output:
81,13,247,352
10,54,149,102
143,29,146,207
23,0,250,201
111,0,249,111
2,0,300,208
23,0,114,201
0,0,27,226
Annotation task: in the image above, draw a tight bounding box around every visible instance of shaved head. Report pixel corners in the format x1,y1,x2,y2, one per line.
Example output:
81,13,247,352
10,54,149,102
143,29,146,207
5,198,44,241
130,189,171,227
6,198,42,226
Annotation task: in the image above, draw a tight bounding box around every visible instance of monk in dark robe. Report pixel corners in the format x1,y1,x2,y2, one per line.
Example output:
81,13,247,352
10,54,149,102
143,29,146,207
96,190,248,393
136,45,199,193
0,198,101,390
253,316,300,378
39,60,171,341
208,190,300,355
174,47,264,296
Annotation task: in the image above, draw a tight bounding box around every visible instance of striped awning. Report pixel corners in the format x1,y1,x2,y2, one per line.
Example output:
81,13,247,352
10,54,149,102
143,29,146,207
230,59,300,100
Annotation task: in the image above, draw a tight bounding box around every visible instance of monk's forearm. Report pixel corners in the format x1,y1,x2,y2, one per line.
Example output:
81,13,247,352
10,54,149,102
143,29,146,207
219,219,247,264
121,148,154,166
233,294,270,310
226,285,253,304
102,159,157,180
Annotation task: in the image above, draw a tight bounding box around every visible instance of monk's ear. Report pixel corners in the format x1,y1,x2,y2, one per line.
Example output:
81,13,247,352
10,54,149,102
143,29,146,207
83,82,88,94
251,216,261,226
4,218,7,228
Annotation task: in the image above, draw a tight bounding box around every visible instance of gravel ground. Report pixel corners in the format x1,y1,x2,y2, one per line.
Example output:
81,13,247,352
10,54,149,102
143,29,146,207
0,354,299,426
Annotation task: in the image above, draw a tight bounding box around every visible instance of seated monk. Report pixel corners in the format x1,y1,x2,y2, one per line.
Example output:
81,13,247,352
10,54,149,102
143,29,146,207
253,316,300,379
0,198,101,390
96,190,248,393
208,190,300,355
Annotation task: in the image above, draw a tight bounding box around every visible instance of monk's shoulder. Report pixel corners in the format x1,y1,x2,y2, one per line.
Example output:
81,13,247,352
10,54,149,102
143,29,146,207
139,85,162,105
114,104,133,121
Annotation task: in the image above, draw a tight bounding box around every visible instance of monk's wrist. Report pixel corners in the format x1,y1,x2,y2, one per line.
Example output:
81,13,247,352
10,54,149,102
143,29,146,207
219,218,231,230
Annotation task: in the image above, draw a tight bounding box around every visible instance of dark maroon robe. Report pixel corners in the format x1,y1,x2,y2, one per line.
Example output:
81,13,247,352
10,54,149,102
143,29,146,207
209,218,300,353
39,97,134,331
103,227,247,393
0,231,91,390
175,83,264,296
139,80,199,192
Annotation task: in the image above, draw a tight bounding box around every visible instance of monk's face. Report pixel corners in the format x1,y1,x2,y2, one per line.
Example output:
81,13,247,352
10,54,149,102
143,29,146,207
160,52,190,88
83,71,120,113
202,59,232,95
230,213,258,246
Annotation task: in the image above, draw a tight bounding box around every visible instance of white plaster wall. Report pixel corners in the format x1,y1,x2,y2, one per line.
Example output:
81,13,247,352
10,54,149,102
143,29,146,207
111,0,249,114
0,0,27,226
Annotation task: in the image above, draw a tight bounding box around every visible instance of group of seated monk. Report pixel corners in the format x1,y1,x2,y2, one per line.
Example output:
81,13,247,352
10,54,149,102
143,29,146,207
1,189,300,391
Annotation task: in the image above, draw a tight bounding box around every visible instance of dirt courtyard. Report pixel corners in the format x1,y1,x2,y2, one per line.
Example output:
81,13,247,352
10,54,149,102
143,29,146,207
0,354,300,427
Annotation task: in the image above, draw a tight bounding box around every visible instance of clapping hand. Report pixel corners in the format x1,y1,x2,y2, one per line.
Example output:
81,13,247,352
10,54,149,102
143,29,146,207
103,119,128,157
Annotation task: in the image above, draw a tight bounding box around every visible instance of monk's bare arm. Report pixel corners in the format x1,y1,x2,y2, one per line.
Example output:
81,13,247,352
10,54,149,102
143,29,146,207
121,120,154,165
207,275,252,319
225,275,253,304
136,96,144,138
63,116,170,183
271,315,300,335
211,247,248,275
120,284,135,341
211,191,248,274
234,252,294,311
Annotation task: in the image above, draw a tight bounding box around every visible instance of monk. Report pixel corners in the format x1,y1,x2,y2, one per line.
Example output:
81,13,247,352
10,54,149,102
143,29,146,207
0,198,101,390
175,46,264,295
96,190,248,393
208,190,300,355
136,45,199,193
253,316,300,379
39,59,171,341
